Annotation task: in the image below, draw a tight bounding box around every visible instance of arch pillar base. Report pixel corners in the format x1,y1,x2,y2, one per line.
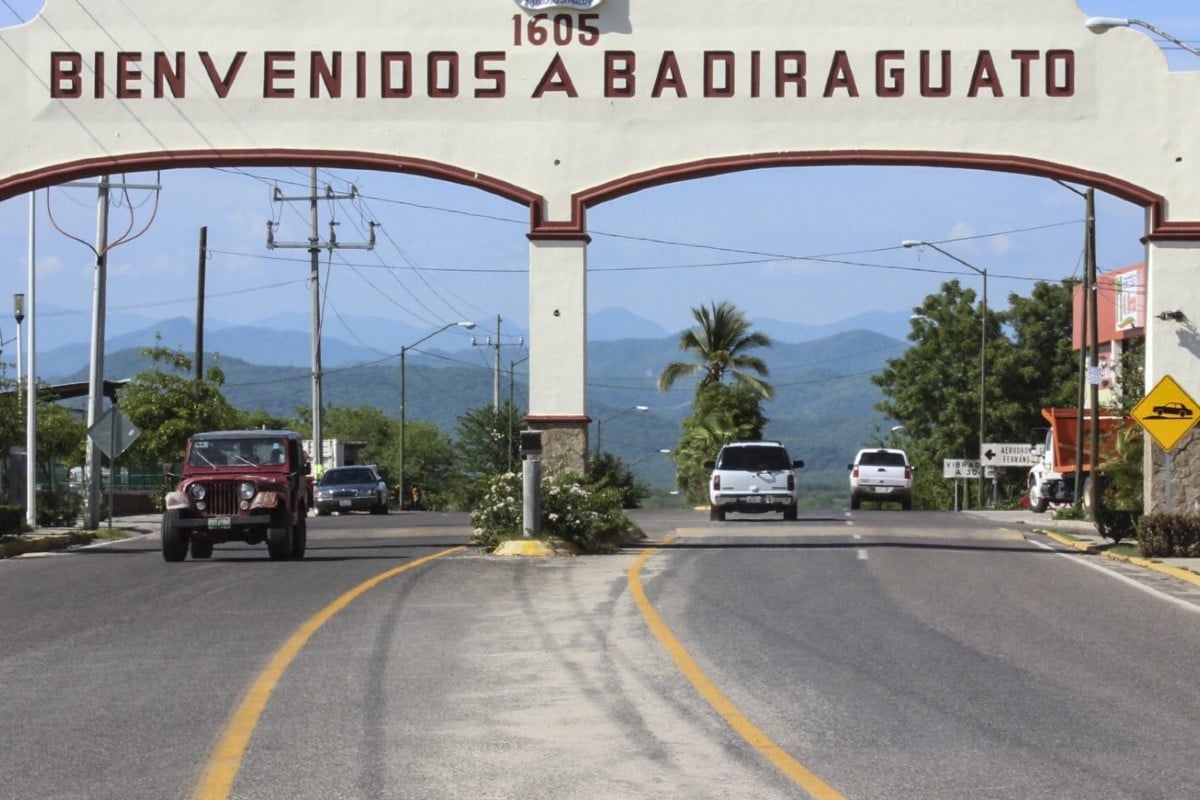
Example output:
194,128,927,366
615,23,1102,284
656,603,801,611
1143,240,1200,515
525,417,588,476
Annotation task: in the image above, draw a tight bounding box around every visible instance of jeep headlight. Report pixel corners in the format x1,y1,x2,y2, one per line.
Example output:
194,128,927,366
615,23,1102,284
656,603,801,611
189,483,206,501
238,482,256,501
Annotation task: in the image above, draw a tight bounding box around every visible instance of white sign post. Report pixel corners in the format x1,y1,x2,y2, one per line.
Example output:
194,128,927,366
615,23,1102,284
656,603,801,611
979,443,1039,468
942,459,981,479
942,459,981,512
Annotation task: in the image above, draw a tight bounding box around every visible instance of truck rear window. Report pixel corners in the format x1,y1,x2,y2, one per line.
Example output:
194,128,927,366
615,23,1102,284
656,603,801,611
718,446,791,471
859,451,907,467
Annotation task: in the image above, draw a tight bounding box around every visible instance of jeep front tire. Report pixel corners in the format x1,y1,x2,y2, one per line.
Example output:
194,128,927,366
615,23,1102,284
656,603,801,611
266,511,294,560
291,516,307,560
161,509,189,562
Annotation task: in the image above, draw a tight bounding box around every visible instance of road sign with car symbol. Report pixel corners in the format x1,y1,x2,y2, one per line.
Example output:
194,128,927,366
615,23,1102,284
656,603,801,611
1132,374,1200,452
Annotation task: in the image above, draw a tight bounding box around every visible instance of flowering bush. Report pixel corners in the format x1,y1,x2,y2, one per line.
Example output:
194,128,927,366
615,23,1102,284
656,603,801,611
470,470,634,553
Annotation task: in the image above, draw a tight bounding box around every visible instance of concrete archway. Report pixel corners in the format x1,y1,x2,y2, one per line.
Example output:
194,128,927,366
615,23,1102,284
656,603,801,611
2,0,1197,507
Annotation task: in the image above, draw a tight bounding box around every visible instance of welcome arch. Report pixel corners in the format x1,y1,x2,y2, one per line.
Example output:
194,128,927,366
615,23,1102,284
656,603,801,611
2,0,1197,510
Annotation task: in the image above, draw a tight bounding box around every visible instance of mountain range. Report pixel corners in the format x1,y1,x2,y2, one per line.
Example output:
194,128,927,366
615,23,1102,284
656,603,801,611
23,306,910,494
26,305,914,379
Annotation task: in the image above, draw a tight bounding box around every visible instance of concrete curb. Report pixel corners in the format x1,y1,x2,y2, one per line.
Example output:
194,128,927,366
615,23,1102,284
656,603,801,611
1038,529,1200,589
0,526,154,559
492,539,578,557
1,531,98,558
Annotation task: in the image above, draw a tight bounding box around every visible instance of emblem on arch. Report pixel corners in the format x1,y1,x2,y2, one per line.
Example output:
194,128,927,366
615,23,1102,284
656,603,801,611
514,0,604,9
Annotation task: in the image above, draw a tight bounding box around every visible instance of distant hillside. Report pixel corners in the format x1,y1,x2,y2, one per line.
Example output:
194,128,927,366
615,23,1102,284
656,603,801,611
69,328,906,490
37,307,911,382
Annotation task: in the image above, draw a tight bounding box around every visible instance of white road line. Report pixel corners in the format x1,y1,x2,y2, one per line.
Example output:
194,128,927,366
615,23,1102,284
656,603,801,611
852,533,862,540
1031,539,1200,615
857,549,868,560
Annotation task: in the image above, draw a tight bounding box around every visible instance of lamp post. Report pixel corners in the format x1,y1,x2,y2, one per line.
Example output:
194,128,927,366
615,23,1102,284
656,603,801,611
399,321,476,509
1084,17,1200,58
902,240,988,507
594,405,649,456
13,293,24,386
629,448,673,467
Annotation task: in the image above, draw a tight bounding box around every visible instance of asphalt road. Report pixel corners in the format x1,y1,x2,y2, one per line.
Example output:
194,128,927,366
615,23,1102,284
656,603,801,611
2,509,1199,799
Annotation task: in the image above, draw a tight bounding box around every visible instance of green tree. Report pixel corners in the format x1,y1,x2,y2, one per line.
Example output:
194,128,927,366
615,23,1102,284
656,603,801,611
118,342,241,470
454,400,523,479
874,279,1080,508
236,408,302,433
400,420,458,510
988,280,1079,443
658,301,775,399
33,399,87,488
0,376,22,461
587,451,649,509
672,383,767,504
324,405,397,478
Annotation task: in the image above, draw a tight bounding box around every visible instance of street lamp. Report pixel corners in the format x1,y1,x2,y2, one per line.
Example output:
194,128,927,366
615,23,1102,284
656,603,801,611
629,448,673,467
1084,17,1200,58
13,293,25,385
902,240,988,507
594,405,649,456
399,321,476,509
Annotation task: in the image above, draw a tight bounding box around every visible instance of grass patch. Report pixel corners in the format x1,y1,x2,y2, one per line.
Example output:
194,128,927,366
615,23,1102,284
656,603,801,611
1105,542,1140,559
89,527,137,540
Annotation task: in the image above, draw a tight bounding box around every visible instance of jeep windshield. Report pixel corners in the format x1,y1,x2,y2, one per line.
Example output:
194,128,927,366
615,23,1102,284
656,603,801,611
188,437,286,469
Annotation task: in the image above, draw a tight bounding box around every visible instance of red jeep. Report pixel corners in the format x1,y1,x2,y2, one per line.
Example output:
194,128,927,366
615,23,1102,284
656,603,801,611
162,430,310,561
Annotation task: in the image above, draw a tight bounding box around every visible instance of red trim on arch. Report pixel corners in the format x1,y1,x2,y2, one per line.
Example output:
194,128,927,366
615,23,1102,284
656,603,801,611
5,148,1199,241
525,415,590,424
0,148,543,220
564,150,1200,241
1146,223,1200,242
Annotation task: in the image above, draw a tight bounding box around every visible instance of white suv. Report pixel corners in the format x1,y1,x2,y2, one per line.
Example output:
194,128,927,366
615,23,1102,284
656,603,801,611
706,441,804,522
848,448,914,510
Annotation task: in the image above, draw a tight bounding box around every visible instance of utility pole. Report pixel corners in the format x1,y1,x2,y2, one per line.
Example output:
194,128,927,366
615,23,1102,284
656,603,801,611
195,226,207,382
55,173,161,529
83,175,110,530
268,169,376,469
471,314,524,410
1086,188,1101,518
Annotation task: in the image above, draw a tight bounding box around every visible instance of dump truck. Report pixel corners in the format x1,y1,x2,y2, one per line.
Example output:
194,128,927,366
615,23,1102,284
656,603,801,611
1027,407,1126,513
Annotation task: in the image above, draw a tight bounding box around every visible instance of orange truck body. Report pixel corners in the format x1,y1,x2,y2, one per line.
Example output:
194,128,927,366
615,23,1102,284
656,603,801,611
1039,407,1126,475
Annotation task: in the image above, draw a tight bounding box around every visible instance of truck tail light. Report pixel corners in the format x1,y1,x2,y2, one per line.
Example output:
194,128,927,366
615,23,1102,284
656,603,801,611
851,467,860,478
787,474,795,491
904,467,912,480
712,474,721,490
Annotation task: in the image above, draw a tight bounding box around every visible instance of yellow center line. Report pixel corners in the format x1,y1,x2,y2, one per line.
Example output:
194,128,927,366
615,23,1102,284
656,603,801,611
193,545,466,800
628,539,846,800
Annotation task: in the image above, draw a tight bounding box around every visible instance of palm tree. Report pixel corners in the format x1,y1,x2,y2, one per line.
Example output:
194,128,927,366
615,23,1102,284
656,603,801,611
658,301,774,399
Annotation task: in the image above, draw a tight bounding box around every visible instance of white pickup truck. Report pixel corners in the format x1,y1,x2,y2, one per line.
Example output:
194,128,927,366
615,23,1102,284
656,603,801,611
848,448,914,510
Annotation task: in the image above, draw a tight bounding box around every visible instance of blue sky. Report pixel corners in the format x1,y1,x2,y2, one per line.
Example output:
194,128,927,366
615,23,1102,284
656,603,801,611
0,1,1197,363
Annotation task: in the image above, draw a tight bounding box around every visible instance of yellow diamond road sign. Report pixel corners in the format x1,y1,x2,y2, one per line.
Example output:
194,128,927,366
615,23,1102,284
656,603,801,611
1132,374,1200,452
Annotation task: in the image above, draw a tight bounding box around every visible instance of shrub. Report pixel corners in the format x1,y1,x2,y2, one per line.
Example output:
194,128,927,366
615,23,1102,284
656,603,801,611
0,505,25,535
1136,514,1200,558
470,471,635,553
36,490,82,527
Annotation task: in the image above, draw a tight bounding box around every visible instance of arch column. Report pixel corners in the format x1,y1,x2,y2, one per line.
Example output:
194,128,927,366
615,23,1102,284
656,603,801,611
1144,238,1200,513
525,233,589,474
